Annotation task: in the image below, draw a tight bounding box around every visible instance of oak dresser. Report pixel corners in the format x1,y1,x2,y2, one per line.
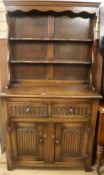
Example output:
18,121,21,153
1,0,102,171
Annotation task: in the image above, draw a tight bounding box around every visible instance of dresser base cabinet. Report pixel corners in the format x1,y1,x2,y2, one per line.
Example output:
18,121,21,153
1,97,99,171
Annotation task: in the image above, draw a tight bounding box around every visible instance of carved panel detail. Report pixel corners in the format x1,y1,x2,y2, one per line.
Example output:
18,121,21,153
8,103,48,117
17,127,37,155
8,102,91,117
51,103,91,117
62,128,81,157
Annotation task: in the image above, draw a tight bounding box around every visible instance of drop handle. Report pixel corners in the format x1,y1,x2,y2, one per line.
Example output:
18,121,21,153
25,106,30,113
39,138,43,143
56,139,60,144
69,108,73,113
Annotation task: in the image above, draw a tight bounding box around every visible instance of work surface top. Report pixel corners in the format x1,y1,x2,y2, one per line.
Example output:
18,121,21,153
0,84,102,99
3,0,101,2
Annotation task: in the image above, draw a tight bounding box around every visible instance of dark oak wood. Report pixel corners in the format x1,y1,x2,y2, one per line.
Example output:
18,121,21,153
3,0,101,13
0,39,8,153
96,105,104,174
1,0,102,171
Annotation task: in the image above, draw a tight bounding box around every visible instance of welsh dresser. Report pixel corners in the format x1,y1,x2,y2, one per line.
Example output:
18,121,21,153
1,0,102,171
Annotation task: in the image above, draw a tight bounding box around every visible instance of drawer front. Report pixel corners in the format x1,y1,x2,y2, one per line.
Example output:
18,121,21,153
7,101,92,118
51,102,92,117
8,102,48,117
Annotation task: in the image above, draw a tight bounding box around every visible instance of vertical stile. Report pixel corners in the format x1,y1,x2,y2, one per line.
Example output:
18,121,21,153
44,123,55,163
47,16,54,79
48,103,51,116
37,124,43,160
90,15,97,87
7,15,12,86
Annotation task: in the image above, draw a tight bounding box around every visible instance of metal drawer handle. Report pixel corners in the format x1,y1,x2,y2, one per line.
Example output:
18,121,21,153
25,106,30,113
69,108,73,113
39,138,43,143
56,139,60,144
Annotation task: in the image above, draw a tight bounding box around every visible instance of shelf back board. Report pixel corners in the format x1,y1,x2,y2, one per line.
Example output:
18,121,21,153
6,10,96,86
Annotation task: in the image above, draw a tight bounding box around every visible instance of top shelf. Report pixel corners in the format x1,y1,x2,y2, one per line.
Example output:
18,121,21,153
9,37,93,42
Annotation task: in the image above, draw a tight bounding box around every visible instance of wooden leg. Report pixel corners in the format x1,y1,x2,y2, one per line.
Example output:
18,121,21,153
96,144,104,173
84,155,92,172
7,165,13,171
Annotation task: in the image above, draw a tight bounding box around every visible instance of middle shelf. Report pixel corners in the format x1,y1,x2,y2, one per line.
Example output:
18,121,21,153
9,60,92,65
9,37,93,43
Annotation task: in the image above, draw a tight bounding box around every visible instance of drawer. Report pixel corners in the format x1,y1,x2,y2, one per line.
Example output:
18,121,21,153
51,102,92,117
7,102,48,117
7,101,92,118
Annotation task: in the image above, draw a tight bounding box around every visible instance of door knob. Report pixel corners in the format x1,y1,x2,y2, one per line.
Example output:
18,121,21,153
44,134,47,138
52,135,55,139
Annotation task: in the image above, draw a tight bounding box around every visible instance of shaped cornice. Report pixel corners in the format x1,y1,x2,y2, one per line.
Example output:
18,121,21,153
3,0,101,13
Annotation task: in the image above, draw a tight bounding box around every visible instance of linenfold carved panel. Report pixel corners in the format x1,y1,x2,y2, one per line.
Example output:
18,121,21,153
55,123,91,162
62,128,81,157
17,127,37,155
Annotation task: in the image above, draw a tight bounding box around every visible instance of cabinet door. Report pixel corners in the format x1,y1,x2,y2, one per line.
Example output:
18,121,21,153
55,123,91,166
9,121,44,162
9,122,55,163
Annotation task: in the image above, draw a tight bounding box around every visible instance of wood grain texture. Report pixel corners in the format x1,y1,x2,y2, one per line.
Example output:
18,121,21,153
3,0,101,13
0,0,7,153
0,39,8,90
0,39,8,153
0,0,7,38
0,0,8,151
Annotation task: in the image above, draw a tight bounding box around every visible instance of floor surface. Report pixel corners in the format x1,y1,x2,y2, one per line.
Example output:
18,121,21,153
0,153,98,175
